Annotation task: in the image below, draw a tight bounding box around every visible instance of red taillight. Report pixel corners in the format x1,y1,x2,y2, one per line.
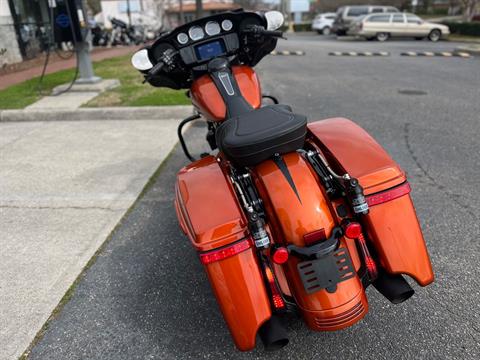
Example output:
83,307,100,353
265,264,286,310
366,182,411,207
344,222,362,239
304,228,326,246
199,239,251,265
357,233,378,280
272,247,289,265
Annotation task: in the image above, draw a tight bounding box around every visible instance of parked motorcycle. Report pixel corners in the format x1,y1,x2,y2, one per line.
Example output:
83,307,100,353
131,9,434,351
110,17,144,46
91,21,110,47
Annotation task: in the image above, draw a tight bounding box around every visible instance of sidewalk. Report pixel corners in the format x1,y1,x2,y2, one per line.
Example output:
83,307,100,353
0,46,139,90
0,106,191,360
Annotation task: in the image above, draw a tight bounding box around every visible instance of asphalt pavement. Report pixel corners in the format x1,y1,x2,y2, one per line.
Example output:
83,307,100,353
27,35,480,359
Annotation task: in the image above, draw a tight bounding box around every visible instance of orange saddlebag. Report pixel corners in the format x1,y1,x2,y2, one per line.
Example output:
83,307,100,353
175,156,271,351
307,118,434,286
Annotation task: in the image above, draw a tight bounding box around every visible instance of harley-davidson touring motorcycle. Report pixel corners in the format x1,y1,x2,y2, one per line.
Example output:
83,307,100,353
131,9,434,351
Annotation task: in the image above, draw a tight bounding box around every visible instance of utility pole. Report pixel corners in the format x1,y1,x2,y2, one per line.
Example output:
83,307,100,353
126,0,132,26
195,0,203,20
179,0,184,25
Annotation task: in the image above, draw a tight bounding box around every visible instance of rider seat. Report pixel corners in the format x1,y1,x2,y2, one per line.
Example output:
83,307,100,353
216,104,307,167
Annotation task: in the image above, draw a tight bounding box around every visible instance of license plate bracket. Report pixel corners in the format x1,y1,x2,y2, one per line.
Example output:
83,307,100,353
297,247,355,294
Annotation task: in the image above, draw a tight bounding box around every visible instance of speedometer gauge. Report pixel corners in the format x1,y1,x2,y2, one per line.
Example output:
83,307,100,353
205,21,221,36
221,19,233,31
188,26,204,41
177,32,189,45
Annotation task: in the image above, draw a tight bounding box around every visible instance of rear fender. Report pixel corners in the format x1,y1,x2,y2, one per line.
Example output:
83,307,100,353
253,153,367,331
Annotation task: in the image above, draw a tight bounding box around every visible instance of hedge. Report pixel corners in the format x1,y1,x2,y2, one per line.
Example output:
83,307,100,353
442,21,480,36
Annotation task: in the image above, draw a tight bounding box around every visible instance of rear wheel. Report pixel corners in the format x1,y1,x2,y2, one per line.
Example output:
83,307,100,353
428,29,441,42
376,32,389,42
322,26,331,35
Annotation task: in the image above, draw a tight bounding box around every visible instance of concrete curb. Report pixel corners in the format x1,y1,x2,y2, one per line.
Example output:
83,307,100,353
455,45,480,55
0,105,194,122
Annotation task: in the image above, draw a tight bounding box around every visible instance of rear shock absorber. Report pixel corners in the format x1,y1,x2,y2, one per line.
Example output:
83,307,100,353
230,171,270,249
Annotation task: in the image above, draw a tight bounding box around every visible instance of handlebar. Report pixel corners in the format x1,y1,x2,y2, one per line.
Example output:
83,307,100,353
242,25,285,39
143,61,164,83
142,48,177,83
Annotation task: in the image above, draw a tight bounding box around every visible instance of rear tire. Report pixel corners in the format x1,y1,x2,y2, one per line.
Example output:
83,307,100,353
322,26,331,35
336,29,347,36
376,32,389,42
428,29,441,42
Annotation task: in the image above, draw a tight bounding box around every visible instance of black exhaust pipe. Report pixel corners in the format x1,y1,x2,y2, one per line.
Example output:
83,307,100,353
373,271,415,304
258,316,289,351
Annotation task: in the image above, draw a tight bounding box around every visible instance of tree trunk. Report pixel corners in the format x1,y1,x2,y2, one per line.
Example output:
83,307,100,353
462,0,478,21
195,0,203,20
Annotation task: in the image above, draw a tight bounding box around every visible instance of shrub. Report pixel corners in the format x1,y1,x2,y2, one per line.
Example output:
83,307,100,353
442,21,480,36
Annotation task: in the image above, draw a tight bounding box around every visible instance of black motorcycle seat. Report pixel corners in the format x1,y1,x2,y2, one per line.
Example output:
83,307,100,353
216,104,307,167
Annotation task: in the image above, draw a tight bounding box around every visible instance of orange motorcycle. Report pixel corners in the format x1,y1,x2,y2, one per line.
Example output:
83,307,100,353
132,9,434,351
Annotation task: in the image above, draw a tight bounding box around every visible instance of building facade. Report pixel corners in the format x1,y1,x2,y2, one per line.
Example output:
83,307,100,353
98,0,164,29
165,0,237,28
0,0,51,67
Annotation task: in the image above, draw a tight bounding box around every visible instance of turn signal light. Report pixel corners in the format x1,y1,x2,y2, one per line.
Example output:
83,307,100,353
199,239,251,265
366,182,411,207
344,222,362,239
272,247,289,265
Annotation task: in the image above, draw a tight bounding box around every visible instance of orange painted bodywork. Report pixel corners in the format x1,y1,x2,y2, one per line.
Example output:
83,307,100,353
175,155,271,351
204,247,272,351
175,156,248,252
308,118,434,286
254,152,367,331
190,65,262,122
365,195,434,286
307,118,406,195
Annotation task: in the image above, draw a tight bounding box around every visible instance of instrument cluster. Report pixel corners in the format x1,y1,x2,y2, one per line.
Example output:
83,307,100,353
176,20,234,45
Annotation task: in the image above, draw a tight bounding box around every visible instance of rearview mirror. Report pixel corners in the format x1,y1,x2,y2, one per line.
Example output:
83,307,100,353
265,11,284,31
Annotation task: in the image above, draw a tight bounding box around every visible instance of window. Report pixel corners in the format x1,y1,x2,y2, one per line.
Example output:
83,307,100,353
118,1,141,13
371,8,384,13
367,15,391,23
387,7,399,13
407,15,422,23
347,7,369,17
326,15,336,20
392,14,405,23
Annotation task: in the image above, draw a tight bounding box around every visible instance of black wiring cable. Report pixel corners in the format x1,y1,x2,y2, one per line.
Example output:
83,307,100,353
37,0,80,97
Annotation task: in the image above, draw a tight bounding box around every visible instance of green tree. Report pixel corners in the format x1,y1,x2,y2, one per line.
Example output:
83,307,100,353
86,0,101,15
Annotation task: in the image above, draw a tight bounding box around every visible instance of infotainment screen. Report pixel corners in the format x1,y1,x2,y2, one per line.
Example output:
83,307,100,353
195,40,226,61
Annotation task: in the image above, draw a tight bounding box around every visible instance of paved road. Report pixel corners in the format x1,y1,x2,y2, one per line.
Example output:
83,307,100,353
28,35,480,359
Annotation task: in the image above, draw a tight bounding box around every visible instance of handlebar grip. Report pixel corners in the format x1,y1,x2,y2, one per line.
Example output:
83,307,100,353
143,61,164,83
262,30,284,37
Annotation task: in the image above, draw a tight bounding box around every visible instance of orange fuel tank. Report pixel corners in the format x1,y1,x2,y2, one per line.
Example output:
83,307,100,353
253,152,368,331
190,65,262,122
